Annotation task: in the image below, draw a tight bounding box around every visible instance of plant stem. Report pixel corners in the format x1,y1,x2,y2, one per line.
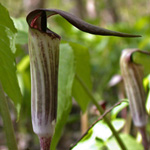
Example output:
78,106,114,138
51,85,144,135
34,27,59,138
0,82,18,150
138,127,150,150
75,74,127,150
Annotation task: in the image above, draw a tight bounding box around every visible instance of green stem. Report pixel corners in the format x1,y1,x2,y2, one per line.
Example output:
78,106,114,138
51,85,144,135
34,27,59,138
75,74,127,150
0,82,18,150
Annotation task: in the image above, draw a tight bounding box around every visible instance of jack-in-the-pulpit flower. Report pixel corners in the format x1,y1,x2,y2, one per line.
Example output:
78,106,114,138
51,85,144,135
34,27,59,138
28,14,60,150
27,9,141,150
120,49,150,150
120,49,148,127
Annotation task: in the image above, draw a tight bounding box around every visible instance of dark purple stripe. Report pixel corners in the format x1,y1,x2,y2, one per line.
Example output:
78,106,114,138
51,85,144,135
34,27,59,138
39,37,50,124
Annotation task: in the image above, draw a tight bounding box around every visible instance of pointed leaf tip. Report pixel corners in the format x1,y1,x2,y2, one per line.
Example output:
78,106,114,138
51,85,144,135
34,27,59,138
26,9,141,38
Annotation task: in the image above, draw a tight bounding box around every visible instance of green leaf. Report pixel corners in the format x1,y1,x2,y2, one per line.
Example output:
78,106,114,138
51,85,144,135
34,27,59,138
93,119,125,141
111,101,128,119
146,75,150,113
71,128,106,150
71,119,125,150
13,18,28,45
106,134,143,150
0,4,22,113
51,43,75,150
70,42,92,112
0,4,16,33
17,55,30,72
72,134,105,150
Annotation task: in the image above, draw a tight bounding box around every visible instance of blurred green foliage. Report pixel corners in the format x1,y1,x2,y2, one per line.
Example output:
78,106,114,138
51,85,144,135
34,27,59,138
52,15,150,104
